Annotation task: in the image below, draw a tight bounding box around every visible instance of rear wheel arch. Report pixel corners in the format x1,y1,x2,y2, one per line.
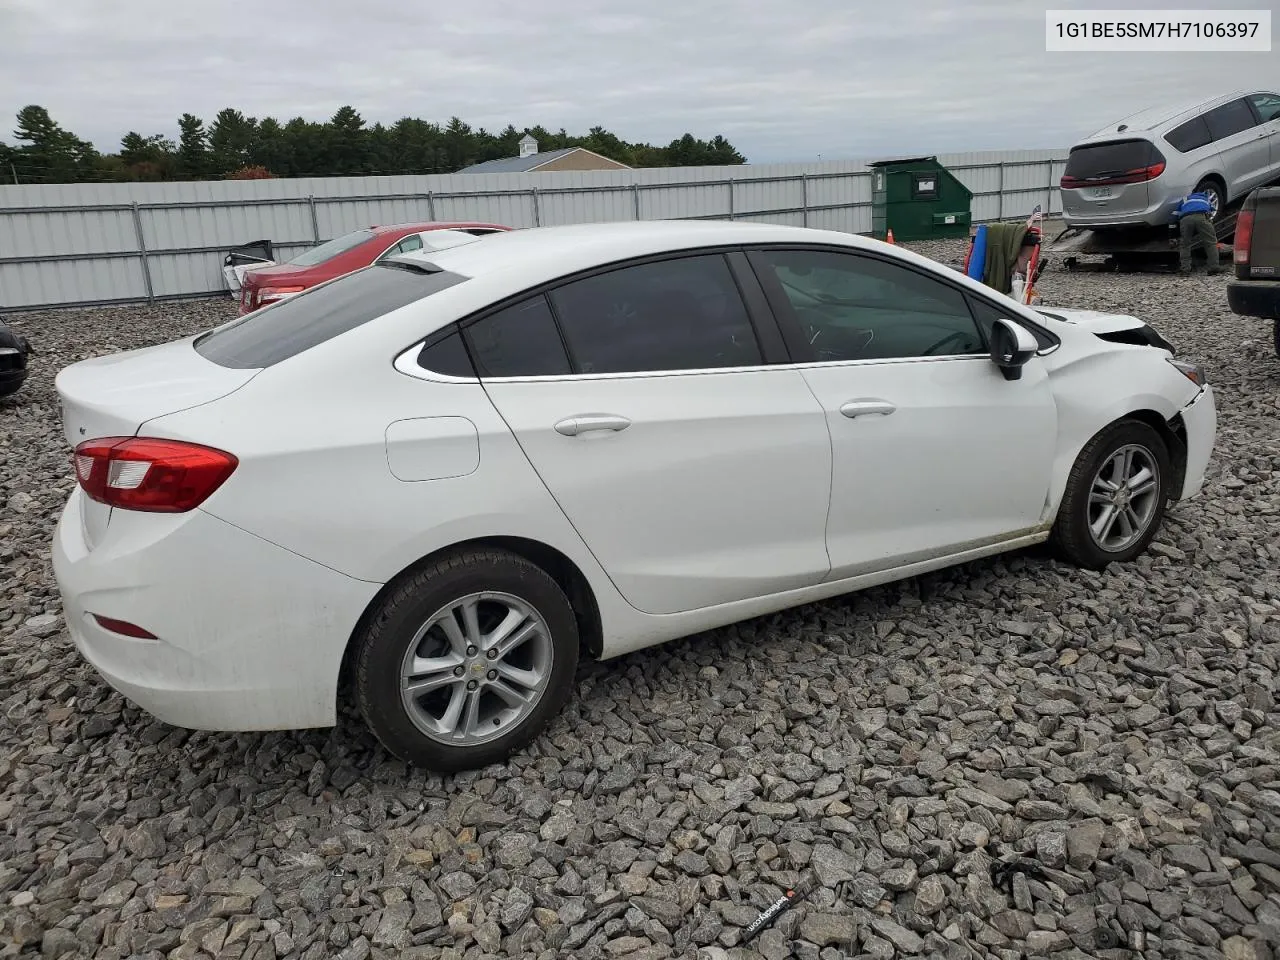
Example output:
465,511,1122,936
337,535,603,702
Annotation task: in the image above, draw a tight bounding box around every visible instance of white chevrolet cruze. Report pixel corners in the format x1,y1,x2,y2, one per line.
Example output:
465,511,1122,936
52,220,1217,772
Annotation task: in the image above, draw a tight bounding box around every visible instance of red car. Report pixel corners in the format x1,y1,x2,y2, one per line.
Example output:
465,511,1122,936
238,221,511,314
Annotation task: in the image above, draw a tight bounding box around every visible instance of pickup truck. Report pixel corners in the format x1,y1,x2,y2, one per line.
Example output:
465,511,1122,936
1227,186,1280,357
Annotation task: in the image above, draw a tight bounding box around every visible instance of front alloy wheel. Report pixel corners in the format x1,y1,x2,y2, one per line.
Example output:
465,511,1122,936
1086,444,1162,554
1051,420,1172,569
354,548,579,772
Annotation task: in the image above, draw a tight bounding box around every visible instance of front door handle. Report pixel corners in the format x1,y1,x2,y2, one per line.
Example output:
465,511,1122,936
554,414,632,437
840,399,896,419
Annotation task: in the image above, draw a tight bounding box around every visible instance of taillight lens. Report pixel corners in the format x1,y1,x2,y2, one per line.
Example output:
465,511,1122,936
258,285,305,305
1061,162,1166,189
1234,210,1254,265
73,437,238,512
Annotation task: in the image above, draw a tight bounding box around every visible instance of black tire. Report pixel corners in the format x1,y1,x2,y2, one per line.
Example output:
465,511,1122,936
1273,319,1279,359
1194,178,1225,223
353,548,579,772
1050,419,1172,570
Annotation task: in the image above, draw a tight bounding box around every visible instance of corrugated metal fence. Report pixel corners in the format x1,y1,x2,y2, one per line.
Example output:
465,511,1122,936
0,149,1067,312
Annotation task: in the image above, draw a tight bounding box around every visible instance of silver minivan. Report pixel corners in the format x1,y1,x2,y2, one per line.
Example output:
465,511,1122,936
1061,90,1280,231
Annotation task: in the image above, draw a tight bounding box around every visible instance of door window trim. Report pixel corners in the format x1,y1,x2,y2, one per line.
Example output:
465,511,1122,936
392,241,1062,384
396,245,796,383
742,243,1060,367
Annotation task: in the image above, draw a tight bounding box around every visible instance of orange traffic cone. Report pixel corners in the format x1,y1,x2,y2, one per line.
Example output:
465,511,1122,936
886,228,895,245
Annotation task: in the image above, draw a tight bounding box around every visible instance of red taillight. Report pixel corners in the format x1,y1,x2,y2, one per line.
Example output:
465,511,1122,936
1061,162,1166,189
1234,210,1254,265
92,614,157,639
73,437,238,513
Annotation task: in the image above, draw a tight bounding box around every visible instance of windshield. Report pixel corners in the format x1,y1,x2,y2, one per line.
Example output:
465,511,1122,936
287,229,376,267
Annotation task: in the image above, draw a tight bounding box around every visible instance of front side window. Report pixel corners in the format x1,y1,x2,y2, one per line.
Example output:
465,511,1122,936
547,254,762,374
1204,98,1258,141
753,249,984,362
286,229,375,267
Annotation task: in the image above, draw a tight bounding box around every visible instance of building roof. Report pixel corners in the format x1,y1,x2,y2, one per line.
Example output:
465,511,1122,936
457,146,630,174
457,148,584,174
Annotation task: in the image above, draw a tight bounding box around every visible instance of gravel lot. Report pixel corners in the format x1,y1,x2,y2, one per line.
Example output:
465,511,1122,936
2,240,1280,960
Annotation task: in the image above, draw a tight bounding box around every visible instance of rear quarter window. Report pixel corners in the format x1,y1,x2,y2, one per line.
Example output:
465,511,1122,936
1165,116,1212,153
195,263,467,369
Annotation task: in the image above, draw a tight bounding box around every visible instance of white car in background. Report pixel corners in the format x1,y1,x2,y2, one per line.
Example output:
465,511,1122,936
51,221,1217,772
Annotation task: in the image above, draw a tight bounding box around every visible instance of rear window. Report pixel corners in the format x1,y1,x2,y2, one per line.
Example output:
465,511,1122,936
286,229,375,267
1165,116,1212,153
195,263,467,369
1064,139,1162,180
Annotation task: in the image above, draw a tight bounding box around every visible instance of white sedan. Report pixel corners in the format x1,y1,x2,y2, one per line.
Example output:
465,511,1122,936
52,220,1217,772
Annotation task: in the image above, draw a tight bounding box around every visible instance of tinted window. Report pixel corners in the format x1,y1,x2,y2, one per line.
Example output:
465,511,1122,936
1204,99,1258,140
755,249,983,361
1249,93,1280,123
548,255,762,374
287,229,375,267
464,296,571,378
417,327,475,378
968,295,1056,351
1165,116,1212,153
195,263,467,369
1063,139,1161,179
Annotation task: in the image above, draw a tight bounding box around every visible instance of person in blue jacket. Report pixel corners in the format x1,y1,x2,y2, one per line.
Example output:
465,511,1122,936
1171,192,1222,275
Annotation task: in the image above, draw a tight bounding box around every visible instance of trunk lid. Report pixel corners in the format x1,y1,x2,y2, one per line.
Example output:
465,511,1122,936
55,336,260,547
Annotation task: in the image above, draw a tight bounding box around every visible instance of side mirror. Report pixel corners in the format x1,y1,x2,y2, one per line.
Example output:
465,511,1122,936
990,317,1039,381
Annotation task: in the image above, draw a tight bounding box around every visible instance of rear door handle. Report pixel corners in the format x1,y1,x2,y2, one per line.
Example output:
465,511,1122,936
554,414,632,436
840,399,896,419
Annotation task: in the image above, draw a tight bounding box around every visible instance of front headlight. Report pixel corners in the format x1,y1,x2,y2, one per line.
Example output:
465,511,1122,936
1167,358,1207,387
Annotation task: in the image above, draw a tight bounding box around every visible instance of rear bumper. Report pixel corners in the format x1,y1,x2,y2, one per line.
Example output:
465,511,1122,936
52,489,380,732
1176,385,1216,502
1062,193,1178,230
1227,279,1280,319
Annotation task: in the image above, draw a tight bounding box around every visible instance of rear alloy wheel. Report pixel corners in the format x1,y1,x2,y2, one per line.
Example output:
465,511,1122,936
1050,420,1171,569
1194,179,1224,223
353,548,579,772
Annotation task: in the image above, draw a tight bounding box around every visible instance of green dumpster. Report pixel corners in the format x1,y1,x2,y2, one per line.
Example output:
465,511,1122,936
868,156,973,242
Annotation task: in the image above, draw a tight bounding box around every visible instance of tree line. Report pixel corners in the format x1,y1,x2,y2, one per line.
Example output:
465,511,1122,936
0,105,748,185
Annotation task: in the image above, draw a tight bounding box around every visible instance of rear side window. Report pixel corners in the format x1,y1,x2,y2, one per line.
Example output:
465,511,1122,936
548,254,763,374
1063,139,1161,180
1165,116,1212,153
1204,98,1258,140
463,296,571,378
286,229,375,267
196,263,467,369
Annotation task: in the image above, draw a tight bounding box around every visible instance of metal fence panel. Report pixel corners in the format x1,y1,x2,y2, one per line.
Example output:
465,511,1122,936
0,149,1067,312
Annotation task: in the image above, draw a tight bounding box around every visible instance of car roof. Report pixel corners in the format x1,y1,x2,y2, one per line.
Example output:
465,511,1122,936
389,219,879,281
1076,89,1256,144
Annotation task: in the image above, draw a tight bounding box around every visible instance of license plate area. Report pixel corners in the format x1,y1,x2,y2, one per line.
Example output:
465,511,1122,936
1086,186,1113,200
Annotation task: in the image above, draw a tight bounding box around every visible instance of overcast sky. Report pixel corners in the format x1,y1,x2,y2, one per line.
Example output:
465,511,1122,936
1,0,1275,164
